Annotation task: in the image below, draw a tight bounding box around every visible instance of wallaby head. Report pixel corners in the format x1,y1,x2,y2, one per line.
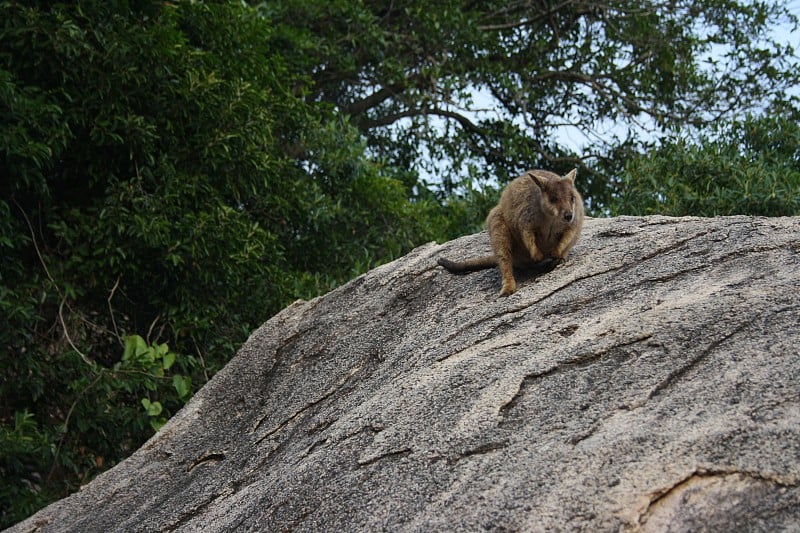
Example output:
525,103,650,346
529,168,579,225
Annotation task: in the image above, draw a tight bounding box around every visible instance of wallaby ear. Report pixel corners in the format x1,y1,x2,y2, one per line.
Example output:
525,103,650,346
563,168,577,183
528,172,546,190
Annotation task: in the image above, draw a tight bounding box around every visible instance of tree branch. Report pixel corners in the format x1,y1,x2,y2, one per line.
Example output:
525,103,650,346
341,82,408,117
354,106,485,137
478,0,577,31
427,107,485,136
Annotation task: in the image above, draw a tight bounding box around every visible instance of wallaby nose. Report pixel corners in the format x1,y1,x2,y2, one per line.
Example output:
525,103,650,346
564,212,573,222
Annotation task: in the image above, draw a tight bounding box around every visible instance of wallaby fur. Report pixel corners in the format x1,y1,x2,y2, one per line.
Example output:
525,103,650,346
438,169,584,295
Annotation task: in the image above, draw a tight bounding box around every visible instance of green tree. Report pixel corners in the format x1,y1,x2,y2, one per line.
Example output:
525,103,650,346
612,110,800,216
260,0,799,208
0,2,445,525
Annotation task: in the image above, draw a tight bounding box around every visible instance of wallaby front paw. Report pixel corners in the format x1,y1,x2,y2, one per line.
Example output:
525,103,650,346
530,250,545,262
499,282,516,296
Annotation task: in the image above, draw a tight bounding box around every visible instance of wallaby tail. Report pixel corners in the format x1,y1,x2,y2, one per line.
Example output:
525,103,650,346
437,255,497,274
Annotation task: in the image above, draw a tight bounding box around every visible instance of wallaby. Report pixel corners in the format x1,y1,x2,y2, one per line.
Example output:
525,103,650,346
438,169,584,295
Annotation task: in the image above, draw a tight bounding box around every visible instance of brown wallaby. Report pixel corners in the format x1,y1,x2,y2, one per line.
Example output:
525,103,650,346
438,169,584,295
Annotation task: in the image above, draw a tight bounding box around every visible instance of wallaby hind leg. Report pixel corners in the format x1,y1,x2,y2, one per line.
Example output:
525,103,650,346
487,211,516,296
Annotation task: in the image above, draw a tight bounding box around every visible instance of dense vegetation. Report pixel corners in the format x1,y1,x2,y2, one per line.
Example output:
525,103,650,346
1,0,797,525
614,111,800,216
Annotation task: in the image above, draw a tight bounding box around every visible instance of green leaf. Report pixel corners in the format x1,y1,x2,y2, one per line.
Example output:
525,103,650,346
122,337,135,362
162,351,176,370
134,336,149,358
141,398,162,417
173,375,192,400
150,417,167,432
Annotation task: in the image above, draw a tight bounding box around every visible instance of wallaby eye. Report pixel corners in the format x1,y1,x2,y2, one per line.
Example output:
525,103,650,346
549,196,558,204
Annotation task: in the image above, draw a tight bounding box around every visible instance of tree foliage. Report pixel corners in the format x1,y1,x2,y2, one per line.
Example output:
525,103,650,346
0,2,444,525
612,111,800,216
261,0,799,207
1,0,798,527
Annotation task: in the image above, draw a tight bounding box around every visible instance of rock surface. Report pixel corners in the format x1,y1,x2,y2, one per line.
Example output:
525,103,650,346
9,216,800,532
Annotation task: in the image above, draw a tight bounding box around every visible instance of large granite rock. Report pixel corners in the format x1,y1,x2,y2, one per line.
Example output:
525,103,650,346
9,216,800,532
